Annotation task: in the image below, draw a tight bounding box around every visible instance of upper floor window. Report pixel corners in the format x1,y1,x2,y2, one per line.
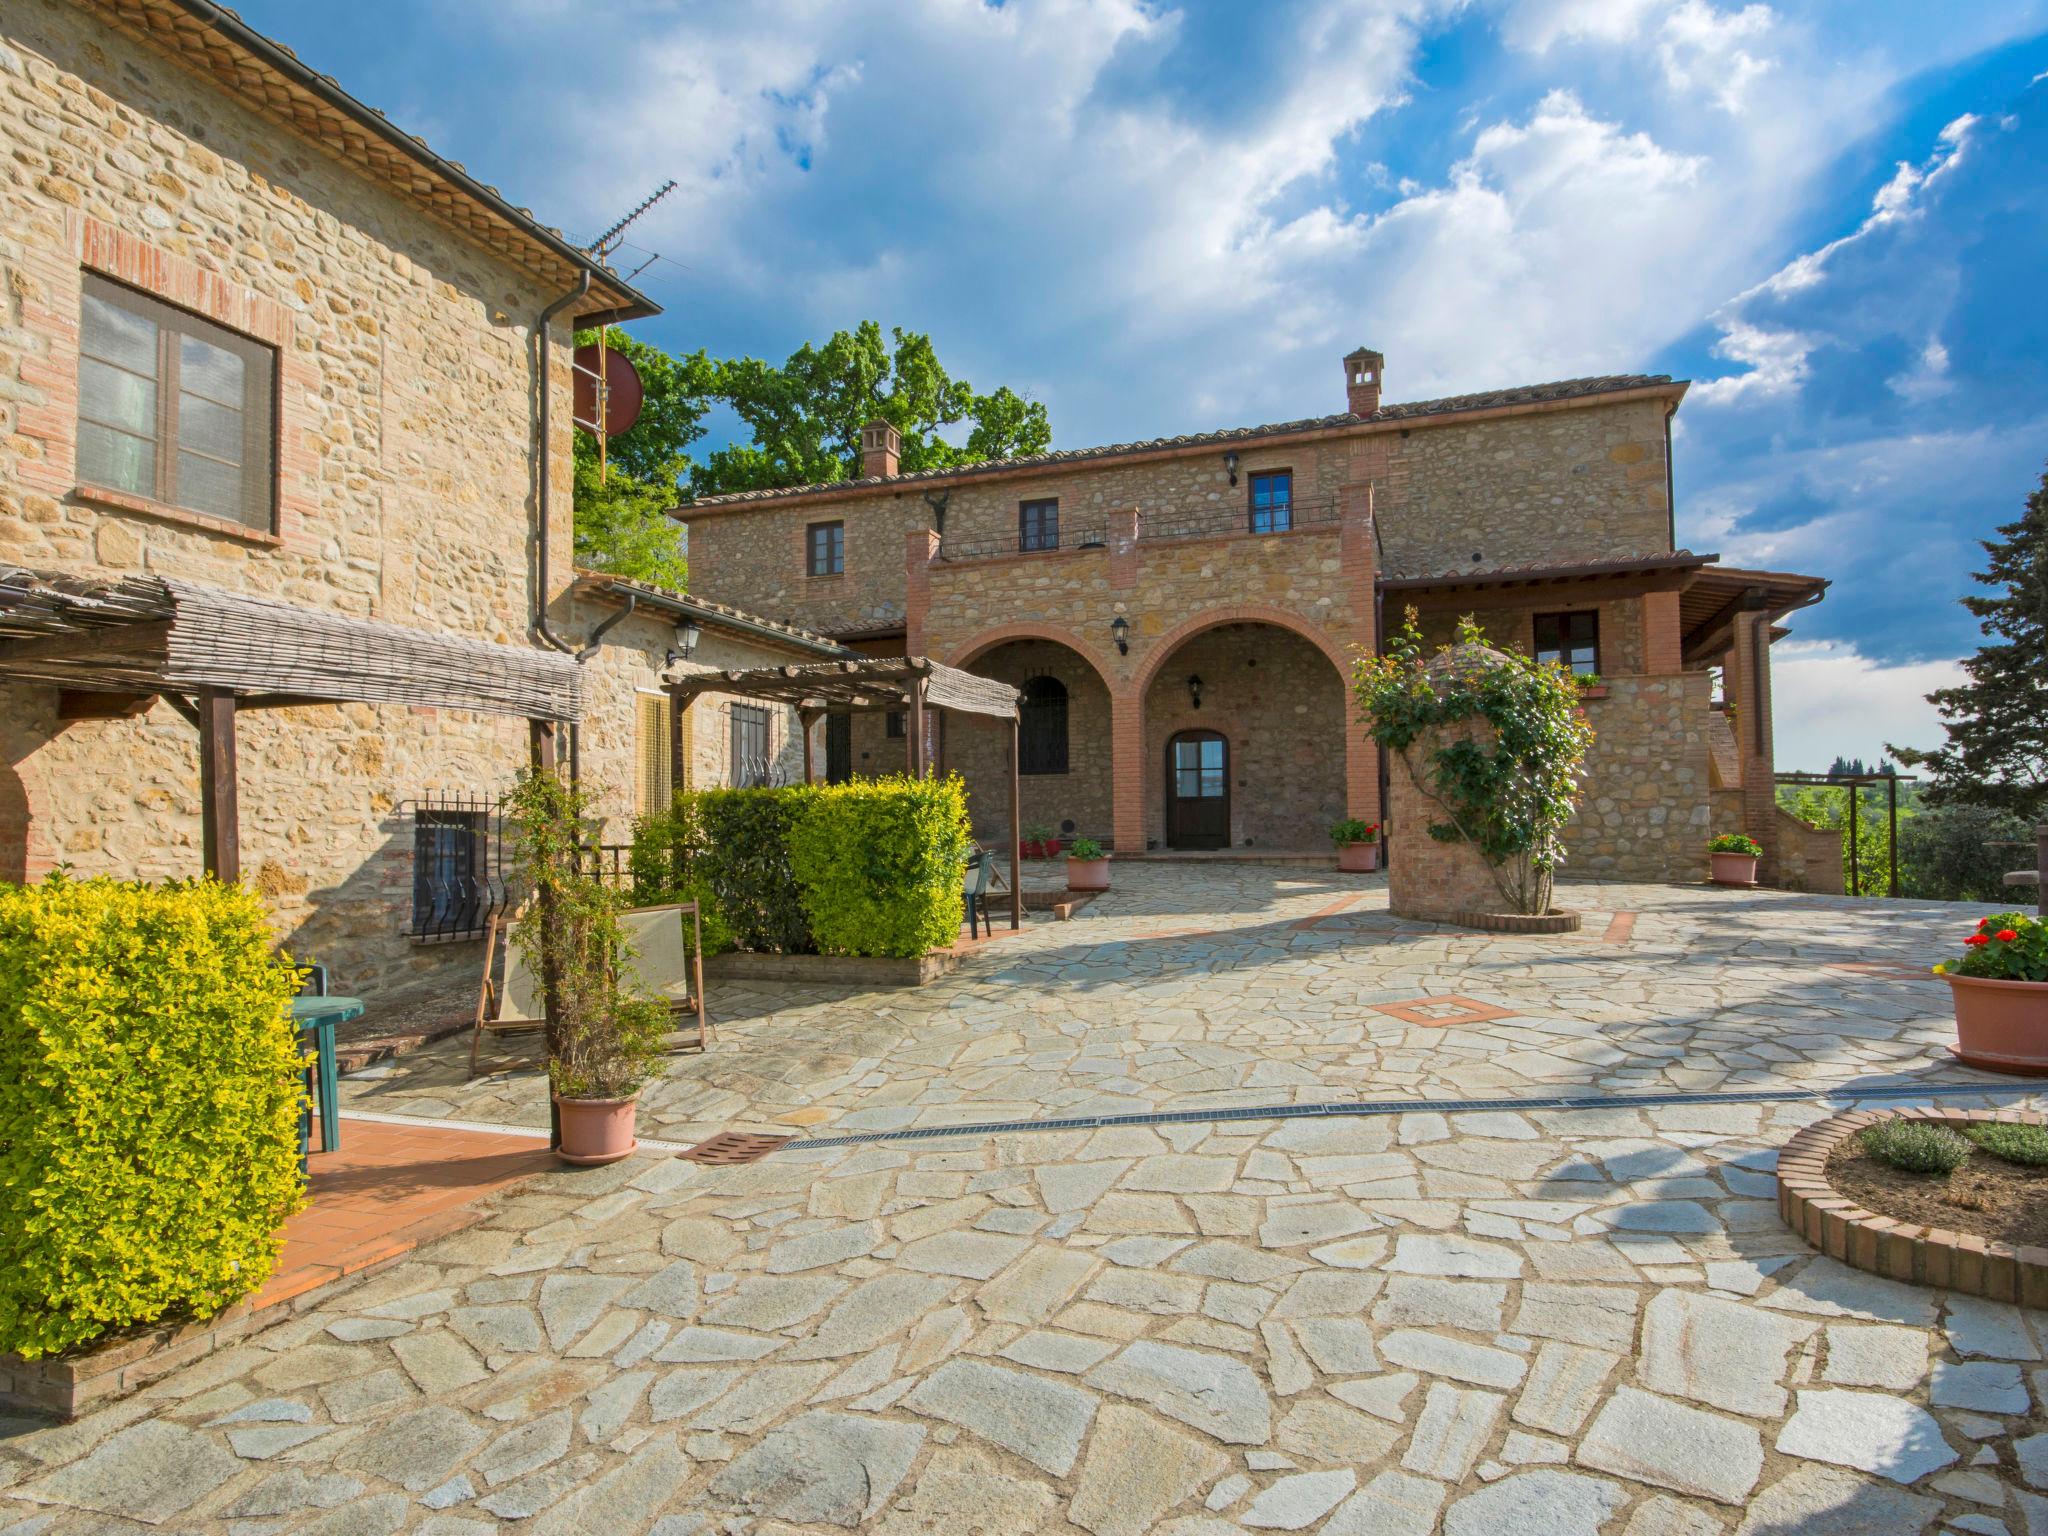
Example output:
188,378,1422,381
1249,471,1293,534
1019,498,1060,553
78,273,277,532
1019,676,1069,775
1534,611,1600,676
807,521,844,577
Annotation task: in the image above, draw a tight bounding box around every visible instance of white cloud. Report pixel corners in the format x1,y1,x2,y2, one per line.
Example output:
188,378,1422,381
1889,337,1953,401
1688,319,1812,404
1770,639,1963,770
1658,2,1776,112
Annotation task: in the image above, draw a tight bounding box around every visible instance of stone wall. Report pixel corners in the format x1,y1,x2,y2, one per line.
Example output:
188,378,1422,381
1560,674,1715,883
1775,808,1846,895
0,3,610,1000
945,639,1114,846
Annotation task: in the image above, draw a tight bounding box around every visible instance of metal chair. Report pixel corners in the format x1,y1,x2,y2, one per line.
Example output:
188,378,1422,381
962,848,993,939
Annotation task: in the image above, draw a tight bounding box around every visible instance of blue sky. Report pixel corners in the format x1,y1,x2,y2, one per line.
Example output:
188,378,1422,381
236,0,2048,770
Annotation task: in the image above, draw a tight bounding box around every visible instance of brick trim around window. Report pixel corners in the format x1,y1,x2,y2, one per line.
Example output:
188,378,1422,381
14,211,318,545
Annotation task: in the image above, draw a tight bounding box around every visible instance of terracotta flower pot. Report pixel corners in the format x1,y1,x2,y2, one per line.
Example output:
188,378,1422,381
1947,974,2048,1075
1067,856,1110,892
1337,841,1380,873
1710,851,1758,886
553,1093,639,1165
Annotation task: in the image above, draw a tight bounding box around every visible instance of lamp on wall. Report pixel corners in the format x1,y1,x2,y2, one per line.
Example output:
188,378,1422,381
1110,615,1129,656
1223,449,1240,486
1187,674,1204,710
666,617,702,667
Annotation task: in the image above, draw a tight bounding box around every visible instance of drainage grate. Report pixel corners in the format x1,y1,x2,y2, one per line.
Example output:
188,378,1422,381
777,1079,2043,1154
678,1131,791,1165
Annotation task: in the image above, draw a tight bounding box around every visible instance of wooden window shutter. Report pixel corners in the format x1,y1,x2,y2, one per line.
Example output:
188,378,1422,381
634,692,673,817
677,698,695,791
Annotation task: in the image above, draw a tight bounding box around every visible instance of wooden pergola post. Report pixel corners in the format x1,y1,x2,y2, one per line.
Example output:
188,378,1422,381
799,708,818,785
907,674,927,777
1008,713,1022,929
197,689,239,883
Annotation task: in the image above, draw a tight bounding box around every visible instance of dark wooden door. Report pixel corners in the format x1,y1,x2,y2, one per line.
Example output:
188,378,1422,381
1166,730,1229,849
825,712,853,783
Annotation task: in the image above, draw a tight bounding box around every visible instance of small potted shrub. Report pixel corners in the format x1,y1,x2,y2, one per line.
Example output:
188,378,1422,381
1066,836,1110,892
1936,913,2048,1073
1707,832,1762,886
509,770,670,1165
1330,818,1382,873
1023,822,1054,860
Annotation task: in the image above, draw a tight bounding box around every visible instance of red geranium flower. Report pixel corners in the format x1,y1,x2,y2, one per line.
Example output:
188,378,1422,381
1979,918,1992,929
1964,934,1990,946
1997,929,2020,942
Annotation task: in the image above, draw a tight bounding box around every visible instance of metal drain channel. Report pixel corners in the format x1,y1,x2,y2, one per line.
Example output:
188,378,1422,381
776,1080,2044,1154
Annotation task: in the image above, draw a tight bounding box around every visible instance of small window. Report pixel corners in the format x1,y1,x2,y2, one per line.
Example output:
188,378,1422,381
634,691,673,818
77,273,277,531
411,805,488,940
1019,676,1069,775
885,710,905,739
807,521,844,576
1534,611,1600,676
731,703,772,784
1019,498,1060,553
1249,471,1292,534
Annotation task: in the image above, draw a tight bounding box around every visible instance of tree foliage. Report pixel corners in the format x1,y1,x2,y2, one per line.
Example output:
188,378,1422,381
568,328,707,588
1891,462,2048,821
1353,611,1594,916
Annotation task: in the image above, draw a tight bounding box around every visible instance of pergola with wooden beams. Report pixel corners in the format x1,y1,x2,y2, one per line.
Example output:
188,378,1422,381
665,657,1025,930
0,566,583,882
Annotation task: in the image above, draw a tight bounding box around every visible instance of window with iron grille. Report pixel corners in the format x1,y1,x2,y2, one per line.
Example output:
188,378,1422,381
731,704,772,784
807,521,844,576
411,803,490,941
1019,498,1060,552
78,272,278,532
1534,610,1600,676
1249,470,1293,534
1018,676,1069,775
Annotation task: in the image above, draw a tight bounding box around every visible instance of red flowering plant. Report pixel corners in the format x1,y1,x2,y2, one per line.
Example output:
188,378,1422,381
1935,912,2048,983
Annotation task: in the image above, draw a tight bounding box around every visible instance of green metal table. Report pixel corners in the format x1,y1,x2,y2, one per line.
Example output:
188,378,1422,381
291,995,363,1157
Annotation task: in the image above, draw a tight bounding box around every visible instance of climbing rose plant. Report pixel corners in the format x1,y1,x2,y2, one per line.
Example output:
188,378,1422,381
1352,610,1595,916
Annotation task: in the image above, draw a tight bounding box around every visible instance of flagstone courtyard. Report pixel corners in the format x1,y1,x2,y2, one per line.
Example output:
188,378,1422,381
4,866,2045,1534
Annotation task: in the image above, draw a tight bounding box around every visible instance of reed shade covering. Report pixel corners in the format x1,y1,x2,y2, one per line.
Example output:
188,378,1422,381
0,566,583,721
664,657,1018,719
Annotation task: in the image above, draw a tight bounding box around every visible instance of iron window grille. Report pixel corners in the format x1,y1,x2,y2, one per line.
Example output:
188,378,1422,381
1534,610,1600,676
1249,470,1293,534
807,521,845,576
1019,498,1060,552
406,793,503,943
1019,675,1070,775
731,703,774,784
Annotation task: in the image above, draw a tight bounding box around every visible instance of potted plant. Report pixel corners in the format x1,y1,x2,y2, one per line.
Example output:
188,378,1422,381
508,769,670,1166
1023,822,1054,860
1707,832,1762,886
1937,914,2048,1073
1066,836,1110,892
1330,818,1382,872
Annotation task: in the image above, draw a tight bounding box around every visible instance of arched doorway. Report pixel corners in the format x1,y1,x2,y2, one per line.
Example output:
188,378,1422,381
1165,730,1228,849
949,635,1114,848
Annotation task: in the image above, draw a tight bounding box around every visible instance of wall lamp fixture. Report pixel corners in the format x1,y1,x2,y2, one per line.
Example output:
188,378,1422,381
1187,674,1204,710
666,617,702,667
1224,449,1240,486
1110,615,1130,656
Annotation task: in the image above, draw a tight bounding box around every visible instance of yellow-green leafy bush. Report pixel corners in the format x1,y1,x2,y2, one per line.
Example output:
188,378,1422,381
0,877,306,1359
786,775,970,958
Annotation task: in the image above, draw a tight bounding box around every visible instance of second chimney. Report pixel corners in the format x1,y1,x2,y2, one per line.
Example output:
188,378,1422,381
860,419,902,480
1344,347,1384,417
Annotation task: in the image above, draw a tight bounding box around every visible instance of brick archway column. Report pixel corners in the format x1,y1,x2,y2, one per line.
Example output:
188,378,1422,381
1339,483,1381,826
1732,611,1781,880
1111,687,1144,854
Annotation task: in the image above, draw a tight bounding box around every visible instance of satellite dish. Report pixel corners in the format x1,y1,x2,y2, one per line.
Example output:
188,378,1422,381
573,343,644,436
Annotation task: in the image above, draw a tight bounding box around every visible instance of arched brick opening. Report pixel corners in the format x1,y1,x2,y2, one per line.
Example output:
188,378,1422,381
948,633,1116,849
1132,604,1351,697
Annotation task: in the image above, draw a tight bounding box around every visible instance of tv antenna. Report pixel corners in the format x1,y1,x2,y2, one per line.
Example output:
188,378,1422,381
575,180,677,483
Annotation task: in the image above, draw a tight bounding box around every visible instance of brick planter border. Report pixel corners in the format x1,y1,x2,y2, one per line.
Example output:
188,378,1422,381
1446,908,1583,935
1777,1106,2048,1307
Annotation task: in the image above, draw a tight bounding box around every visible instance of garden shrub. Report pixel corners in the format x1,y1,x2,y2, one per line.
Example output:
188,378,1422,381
1964,1121,2048,1167
0,876,306,1359
628,801,734,955
1859,1118,1971,1176
787,775,970,958
688,786,820,952
1898,803,2034,902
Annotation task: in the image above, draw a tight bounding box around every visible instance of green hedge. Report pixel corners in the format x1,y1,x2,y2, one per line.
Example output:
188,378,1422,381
789,776,971,958
0,877,306,1359
648,776,970,959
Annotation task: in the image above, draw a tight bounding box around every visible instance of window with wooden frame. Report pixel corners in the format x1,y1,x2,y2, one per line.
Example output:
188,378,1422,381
730,703,772,785
1018,676,1069,775
634,691,674,818
807,521,845,576
1249,470,1293,534
1533,610,1600,676
1019,498,1060,552
77,272,277,532
885,710,905,738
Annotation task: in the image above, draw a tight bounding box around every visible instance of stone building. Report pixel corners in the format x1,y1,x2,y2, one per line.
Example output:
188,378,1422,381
0,0,833,998
683,351,1832,885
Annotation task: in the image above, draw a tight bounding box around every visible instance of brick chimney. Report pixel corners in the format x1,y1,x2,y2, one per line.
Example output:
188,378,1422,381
1344,347,1384,417
860,419,901,480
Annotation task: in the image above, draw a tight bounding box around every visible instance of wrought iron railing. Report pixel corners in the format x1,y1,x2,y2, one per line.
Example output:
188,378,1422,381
403,791,507,943
939,524,1110,562
1138,497,1342,543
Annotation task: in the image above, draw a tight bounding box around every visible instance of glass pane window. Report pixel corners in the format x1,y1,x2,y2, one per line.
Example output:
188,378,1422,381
1250,471,1293,534
808,522,844,576
77,273,276,530
1534,611,1600,676
1019,498,1060,552
1173,737,1225,797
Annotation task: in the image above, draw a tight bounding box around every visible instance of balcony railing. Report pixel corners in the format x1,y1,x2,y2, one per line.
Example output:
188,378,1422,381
939,524,1110,562
934,500,1342,561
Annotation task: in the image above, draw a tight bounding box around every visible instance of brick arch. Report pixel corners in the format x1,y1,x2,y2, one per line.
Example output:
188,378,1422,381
1133,604,1351,694
950,622,1118,688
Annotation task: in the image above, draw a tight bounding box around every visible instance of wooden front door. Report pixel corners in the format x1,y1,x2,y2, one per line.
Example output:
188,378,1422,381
1166,730,1229,849
825,712,853,783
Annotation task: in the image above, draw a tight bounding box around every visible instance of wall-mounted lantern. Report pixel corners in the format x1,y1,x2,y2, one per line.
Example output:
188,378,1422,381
1224,449,1240,486
1110,615,1130,656
667,616,702,667
1187,674,1204,710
